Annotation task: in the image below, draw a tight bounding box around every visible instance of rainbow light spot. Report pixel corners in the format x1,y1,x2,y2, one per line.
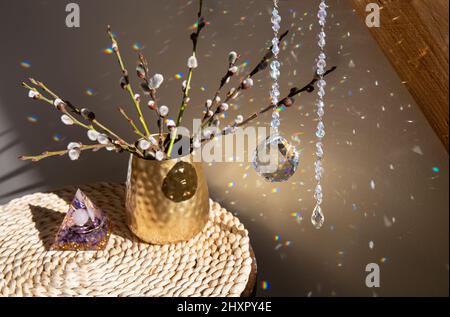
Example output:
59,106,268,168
291,212,303,223
103,47,114,55
175,72,184,79
188,20,209,31
85,88,94,96
276,105,286,112
261,280,270,290
274,235,280,241
271,187,280,193
53,133,62,142
132,42,142,51
200,86,206,91
227,181,236,188
20,60,31,68
432,166,440,173
188,21,199,30
27,115,38,123
238,60,249,72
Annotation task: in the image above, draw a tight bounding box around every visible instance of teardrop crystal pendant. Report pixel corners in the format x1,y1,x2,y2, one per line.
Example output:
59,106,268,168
311,204,324,229
251,133,299,182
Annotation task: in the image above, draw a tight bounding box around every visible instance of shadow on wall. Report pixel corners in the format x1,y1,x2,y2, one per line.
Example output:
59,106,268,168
0,122,45,202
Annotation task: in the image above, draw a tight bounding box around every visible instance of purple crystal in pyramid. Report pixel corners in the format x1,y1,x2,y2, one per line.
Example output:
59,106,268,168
52,189,111,251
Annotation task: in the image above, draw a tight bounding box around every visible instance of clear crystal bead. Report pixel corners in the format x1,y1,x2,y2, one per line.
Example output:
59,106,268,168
270,69,280,80
318,38,326,48
317,107,324,117
271,14,281,24
311,204,324,229
315,160,322,170
318,87,325,98
314,184,323,204
317,79,326,88
272,23,280,32
270,89,280,98
271,60,281,70
272,112,280,120
315,161,323,180
315,171,322,181
252,134,299,183
316,128,325,138
317,121,325,130
272,82,280,88
272,44,280,55
318,9,327,20
316,142,324,158
271,118,280,129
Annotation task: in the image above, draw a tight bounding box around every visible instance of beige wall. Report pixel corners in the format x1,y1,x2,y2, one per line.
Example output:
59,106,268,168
0,0,448,296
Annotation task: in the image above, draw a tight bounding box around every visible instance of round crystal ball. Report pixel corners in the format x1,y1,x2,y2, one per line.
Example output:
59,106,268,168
251,133,299,182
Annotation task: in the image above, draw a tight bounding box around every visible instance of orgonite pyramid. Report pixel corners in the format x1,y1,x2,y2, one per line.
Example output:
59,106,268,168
52,189,111,251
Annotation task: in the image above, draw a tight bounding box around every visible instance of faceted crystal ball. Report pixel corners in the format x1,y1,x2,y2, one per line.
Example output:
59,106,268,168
251,134,299,182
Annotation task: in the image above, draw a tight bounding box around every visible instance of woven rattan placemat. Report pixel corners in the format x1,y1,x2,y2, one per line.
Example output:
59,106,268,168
0,182,255,297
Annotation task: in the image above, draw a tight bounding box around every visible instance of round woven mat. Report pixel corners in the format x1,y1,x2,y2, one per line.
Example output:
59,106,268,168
0,182,255,297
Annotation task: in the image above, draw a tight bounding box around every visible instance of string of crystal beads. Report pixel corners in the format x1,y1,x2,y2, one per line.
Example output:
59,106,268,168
270,0,281,131
311,0,328,230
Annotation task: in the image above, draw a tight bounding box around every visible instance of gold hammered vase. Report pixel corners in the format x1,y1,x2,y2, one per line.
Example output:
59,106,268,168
125,153,210,244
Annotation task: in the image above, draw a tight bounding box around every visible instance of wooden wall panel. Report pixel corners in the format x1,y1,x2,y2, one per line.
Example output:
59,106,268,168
350,0,449,150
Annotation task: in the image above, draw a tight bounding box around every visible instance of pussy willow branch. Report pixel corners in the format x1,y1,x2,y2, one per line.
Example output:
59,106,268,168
202,30,289,129
167,0,205,157
22,80,143,157
137,53,164,146
19,144,107,162
107,26,151,137
201,54,241,122
22,82,90,129
224,66,337,132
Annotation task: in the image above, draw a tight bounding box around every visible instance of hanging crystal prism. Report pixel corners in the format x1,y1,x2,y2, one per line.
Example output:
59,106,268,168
252,0,299,182
311,204,324,229
311,0,328,229
252,133,299,182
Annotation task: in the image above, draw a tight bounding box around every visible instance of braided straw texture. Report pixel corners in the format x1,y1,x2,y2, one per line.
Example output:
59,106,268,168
0,183,252,297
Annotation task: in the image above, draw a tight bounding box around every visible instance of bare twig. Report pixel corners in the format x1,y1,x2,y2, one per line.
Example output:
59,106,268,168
19,144,107,162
